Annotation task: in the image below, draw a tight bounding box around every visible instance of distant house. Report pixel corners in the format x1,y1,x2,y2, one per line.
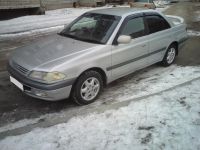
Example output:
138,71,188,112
0,0,105,20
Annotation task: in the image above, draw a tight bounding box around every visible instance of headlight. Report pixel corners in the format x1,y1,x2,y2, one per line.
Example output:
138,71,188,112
29,71,66,83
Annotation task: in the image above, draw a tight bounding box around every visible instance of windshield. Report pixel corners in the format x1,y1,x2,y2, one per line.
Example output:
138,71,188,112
60,13,121,44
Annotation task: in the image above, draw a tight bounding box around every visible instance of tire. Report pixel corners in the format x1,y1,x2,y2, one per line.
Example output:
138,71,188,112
72,71,103,105
161,44,177,67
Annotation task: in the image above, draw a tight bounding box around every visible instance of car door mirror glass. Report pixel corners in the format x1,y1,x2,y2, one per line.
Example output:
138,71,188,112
117,35,131,44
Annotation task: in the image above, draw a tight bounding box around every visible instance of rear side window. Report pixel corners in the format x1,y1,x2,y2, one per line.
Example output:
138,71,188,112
145,15,170,34
120,17,146,39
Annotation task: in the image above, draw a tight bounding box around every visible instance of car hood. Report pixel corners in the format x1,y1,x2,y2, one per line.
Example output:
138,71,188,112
10,34,99,72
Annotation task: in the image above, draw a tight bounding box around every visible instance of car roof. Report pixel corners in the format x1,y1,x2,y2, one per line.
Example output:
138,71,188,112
88,7,157,17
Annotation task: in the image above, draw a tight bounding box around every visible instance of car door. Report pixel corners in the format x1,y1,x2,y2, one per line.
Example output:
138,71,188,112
109,15,149,79
144,13,172,64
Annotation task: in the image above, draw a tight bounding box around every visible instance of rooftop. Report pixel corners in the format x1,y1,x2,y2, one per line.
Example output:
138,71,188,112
88,7,151,17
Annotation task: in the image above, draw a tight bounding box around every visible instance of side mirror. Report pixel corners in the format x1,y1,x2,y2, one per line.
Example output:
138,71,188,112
117,35,131,44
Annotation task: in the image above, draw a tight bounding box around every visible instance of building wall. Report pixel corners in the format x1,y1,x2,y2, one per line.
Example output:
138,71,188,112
42,0,105,10
41,0,76,10
0,0,105,10
0,0,40,9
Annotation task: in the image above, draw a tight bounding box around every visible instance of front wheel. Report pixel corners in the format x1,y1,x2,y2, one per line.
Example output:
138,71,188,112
161,45,177,66
72,71,103,105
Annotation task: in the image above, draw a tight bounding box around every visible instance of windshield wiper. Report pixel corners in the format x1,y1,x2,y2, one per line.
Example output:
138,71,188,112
58,32,78,40
58,32,65,37
58,33,103,44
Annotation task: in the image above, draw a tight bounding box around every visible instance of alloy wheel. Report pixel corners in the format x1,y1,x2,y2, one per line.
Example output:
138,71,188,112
80,77,100,101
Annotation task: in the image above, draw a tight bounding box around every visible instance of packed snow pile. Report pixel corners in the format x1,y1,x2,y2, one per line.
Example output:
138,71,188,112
0,75,200,150
0,8,90,35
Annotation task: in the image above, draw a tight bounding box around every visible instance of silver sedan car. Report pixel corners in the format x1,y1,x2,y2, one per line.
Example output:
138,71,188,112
8,8,188,105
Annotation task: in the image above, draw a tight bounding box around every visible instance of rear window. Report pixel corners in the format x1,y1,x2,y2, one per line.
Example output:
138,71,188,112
145,15,170,34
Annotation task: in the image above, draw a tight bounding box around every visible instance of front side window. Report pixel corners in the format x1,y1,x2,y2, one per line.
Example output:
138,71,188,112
145,15,170,34
120,17,146,39
60,13,121,44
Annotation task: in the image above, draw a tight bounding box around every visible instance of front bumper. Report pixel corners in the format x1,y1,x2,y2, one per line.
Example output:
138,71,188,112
24,85,72,101
7,63,75,101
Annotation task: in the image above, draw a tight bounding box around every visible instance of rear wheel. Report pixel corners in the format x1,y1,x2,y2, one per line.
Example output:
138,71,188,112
72,71,103,105
161,45,177,66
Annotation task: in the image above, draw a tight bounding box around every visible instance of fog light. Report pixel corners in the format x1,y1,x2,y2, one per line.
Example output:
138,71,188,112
35,92,47,97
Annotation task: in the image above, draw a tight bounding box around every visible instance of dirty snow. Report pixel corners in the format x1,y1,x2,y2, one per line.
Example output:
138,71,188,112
97,65,200,104
194,10,200,22
166,15,184,25
1,65,200,136
187,30,200,37
0,25,64,40
1,76,200,150
0,5,168,40
0,7,90,35
155,5,170,12
0,117,42,133
154,0,170,8
0,5,129,35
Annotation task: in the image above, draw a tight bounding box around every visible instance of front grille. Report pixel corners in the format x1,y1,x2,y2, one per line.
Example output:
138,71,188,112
12,61,29,75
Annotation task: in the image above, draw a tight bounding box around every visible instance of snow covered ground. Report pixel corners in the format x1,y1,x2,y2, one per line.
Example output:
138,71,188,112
0,5,168,41
0,7,91,35
0,65,200,150
187,30,200,37
0,66,200,150
97,65,200,104
154,0,170,8
0,7,90,40
1,65,200,132
194,10,200,22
